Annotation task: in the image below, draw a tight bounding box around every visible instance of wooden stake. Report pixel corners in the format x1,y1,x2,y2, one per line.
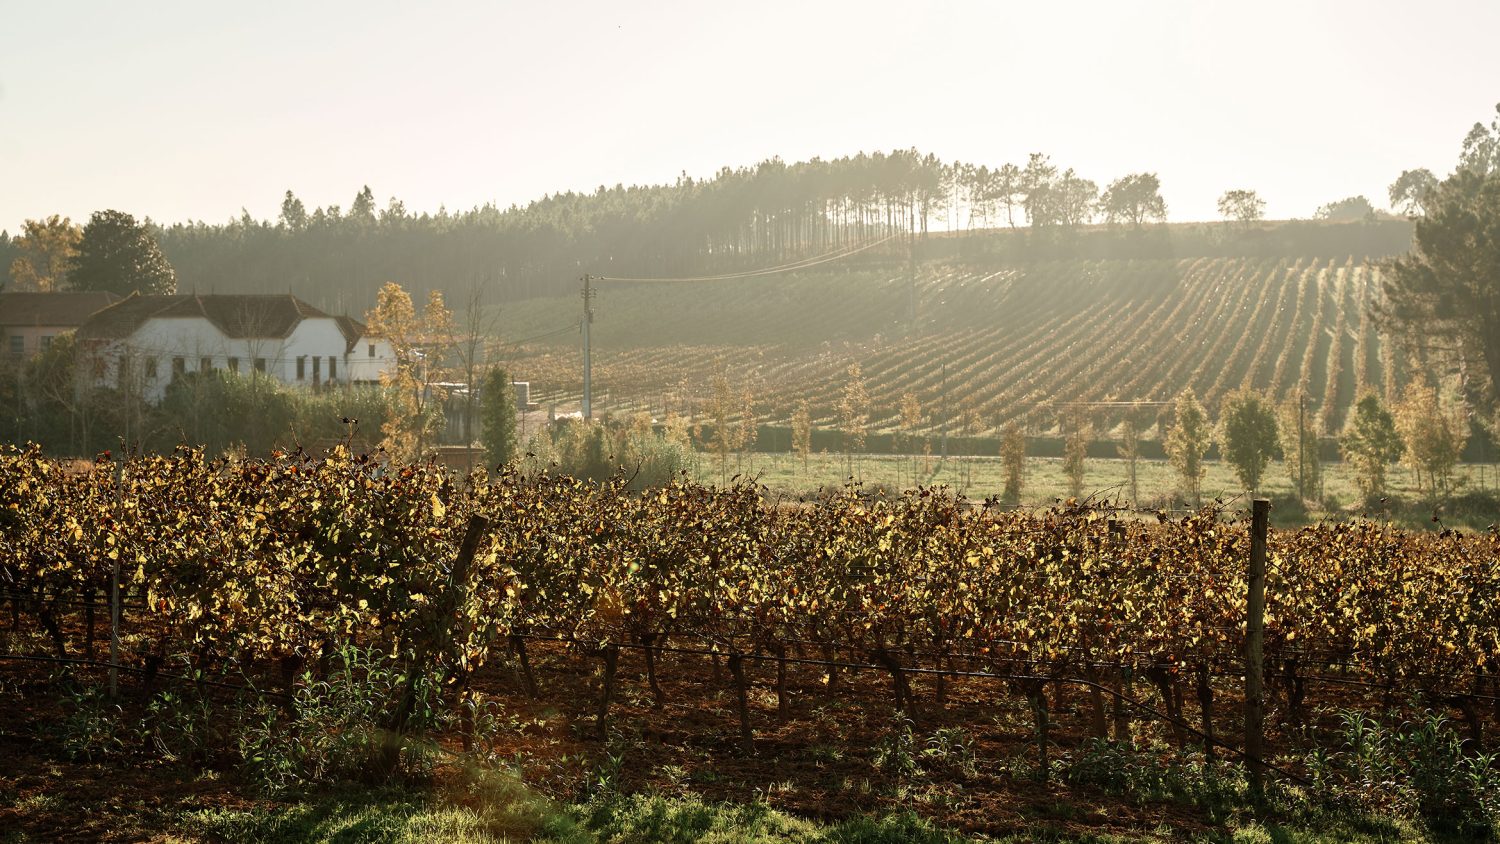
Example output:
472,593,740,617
728,653,755,753
642,633,665,710
110,454,123,698
1245,498,1269,799
596,644,620,741
383,513,488,775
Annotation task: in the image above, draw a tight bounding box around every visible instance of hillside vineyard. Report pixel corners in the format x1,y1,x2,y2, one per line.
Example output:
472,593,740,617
507,257,1396,435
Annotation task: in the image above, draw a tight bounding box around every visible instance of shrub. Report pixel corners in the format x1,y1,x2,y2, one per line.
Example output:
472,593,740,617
59,685,126,763
1307,711,1499,836
152,370,296,455
137,688,215,766
237,646,453,794
1219,389,1278,494
479,367,517,469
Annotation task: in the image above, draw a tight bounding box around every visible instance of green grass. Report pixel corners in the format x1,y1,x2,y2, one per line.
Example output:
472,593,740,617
702,451,1500,528
176,789,976,844
171,789,1450,844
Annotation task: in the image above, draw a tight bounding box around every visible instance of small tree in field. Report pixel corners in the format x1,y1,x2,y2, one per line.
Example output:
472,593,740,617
839,363,869,477
1062,409,1092,499
366,282,452,460
479,367,516,470
1166,388,1210,506
1278,391,1322,500
959,400,983,490
1339,390,1404,503
791,400,812,474
737,383,757,473
1116,415,1141,504
899,391,923,486
708,365,734,485
1218,389,1278,495
1000,421,1026,505
1394,379,1468,499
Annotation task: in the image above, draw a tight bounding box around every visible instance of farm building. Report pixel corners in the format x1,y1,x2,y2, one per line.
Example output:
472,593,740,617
74,293,396,402
0,291,121,358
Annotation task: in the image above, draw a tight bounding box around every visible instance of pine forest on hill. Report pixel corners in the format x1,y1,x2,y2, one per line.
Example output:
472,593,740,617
0,148,1414,310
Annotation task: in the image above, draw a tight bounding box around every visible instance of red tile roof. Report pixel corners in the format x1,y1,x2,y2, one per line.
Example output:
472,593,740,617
333,314,370,353
76,293,348,341
0,292,122,328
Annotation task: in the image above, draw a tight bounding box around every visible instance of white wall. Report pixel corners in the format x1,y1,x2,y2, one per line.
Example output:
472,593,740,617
89,315,396,402
347,335,397,384
284,317,357,388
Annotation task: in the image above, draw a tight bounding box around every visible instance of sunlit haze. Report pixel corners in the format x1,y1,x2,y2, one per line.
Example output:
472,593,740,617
2,0,1498,230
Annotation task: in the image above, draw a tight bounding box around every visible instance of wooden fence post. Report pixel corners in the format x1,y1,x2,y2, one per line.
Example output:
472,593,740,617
382,513,488,775
728,652,755,753
1244,498,1269,799
110,453,123,698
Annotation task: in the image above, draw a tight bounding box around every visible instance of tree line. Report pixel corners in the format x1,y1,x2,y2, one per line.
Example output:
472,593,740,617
0,145,1454,316
3,149,1299,309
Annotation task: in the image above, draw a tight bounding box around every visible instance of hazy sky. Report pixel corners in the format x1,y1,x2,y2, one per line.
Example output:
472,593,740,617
2,1,1497,232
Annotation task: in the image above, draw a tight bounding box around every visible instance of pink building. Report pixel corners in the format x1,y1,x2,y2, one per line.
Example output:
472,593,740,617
0,291,121,358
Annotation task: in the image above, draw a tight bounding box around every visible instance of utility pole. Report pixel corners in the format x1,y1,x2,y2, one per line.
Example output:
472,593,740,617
580,273,595,421
907,235,917,334
939,361,949,458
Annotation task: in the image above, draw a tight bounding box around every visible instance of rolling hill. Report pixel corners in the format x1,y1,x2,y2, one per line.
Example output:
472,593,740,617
496,254,1409,443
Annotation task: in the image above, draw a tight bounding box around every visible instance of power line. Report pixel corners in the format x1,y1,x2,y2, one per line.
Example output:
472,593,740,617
597,234,899,284
503,321,580,347
582,274,595,420
1051,400,1175,407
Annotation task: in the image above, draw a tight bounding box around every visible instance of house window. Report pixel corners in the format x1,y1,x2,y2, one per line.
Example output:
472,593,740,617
368,343,375,358
254,357,267,373
228,357,240,374
144,357,159,379
118,355,132,388
312,355,321,385
296,356,306,380
200,357,212,373
40,335,52,352
328,356,337,380
172,357,185,379
7,336,21,357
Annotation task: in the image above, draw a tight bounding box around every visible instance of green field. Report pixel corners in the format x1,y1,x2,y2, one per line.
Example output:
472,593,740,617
688,451,1499,524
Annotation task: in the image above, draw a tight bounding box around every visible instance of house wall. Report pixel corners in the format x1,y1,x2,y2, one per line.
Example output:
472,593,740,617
347,336,397,384
1,325,70,358
93,317,239,402
283,318,358,387
88,316,396,403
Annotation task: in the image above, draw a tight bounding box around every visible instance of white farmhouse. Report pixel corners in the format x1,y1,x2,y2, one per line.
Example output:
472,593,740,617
75,293,396,402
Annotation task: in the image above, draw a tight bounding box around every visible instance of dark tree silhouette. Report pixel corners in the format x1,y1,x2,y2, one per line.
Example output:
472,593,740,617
1100,173,1167,227
69,210,177,295
1379,168,1500,411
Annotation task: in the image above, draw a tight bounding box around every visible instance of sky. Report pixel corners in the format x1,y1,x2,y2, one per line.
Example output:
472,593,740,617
1,0,1498,232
